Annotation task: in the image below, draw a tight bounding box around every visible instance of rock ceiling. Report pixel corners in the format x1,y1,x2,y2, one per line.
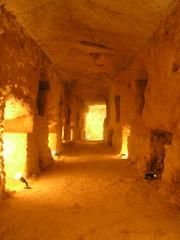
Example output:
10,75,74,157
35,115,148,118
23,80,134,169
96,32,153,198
0,0,177,102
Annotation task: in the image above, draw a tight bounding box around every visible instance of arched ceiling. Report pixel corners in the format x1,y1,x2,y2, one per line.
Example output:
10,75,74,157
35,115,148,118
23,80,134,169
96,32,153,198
0,0,177,102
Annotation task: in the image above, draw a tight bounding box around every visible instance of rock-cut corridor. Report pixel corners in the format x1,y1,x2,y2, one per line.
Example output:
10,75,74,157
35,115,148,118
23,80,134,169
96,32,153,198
0,1,180,239
0,142,180,240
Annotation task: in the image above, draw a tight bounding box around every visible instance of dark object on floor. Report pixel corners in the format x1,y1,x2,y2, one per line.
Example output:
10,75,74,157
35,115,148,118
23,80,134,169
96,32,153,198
20,176,31,189
144,172,157,180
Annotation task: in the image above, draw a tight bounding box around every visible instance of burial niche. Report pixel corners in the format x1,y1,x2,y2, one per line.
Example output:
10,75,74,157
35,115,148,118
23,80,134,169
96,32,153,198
148,129,173,178
135,79,148,115
37,80,50,116
114,95,121,122
108,128,114,146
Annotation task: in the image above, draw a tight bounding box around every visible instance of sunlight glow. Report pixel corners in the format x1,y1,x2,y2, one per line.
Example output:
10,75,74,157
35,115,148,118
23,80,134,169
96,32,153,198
70,128,74,141
15,172,23,180
51,150,56,155
3,133,27,189
4,97,30,120
48,133,58,153
85,105,106,140
62,126,65,140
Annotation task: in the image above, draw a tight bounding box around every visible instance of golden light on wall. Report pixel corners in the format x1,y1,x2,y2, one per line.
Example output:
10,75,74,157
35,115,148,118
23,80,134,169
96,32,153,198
70,129,74,141
119,125,131,159
2,97,30,190
48,132,57,154
85,105,106,140
62,118,65,142
62,126,65,141
70,123,74,141
3,133,27,189
4,97,30,120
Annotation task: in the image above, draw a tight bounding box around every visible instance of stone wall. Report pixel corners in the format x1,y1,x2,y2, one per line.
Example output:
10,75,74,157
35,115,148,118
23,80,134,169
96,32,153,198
63,84,84,141
0,6,64,193
47,68,64,154
112,3,180,202
105,81,123,153
35,53,64,170
71,96,84,141
64,84,72,141
0,5,40,190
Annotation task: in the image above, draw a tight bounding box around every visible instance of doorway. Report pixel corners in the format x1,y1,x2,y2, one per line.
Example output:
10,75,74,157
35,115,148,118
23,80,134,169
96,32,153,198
85,105,106,140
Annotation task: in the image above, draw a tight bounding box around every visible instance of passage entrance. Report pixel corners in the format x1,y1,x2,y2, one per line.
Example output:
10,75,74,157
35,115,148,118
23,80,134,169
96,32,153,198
85,105,106,140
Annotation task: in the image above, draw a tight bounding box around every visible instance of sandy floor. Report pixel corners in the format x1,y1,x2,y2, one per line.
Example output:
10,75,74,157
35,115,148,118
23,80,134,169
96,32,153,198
0,141,180,240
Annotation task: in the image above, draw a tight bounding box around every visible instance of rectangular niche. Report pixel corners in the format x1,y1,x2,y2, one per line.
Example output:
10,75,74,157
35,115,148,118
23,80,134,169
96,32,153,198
37,80,50,116
148,129,173,178
150,129,173,145
67,109,71,125
135,79,148,115
114,95,121,122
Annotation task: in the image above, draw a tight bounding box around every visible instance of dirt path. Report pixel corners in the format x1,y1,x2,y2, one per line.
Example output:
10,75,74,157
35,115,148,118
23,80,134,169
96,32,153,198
0,141,180,240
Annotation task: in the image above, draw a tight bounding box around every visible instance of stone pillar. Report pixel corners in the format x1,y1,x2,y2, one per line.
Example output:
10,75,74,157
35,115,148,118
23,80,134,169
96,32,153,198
37,116,53,170
48,121,62,154
103,99,109,143
56,121,62,152
80,108,87,140
64,85,72,141
26,131,40,177
0,96,5,195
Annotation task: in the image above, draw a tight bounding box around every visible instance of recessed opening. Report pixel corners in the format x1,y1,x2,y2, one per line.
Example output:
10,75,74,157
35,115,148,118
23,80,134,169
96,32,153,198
74,114,81,140
135,79,148,115
67,109,71,126
148,129,173,178
3,97,31,190
62,126,65,141
107,128,114,146
85,104,106,140
114,95,121,122
3,133,27,189
70,128,74,141
172,62,179,72
48,133,58,155
119,125,131,159
37,80,50,116
61,118,65,143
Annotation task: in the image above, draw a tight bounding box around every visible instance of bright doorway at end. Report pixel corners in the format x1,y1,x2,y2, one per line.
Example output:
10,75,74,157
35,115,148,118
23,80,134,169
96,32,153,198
85,105,106,140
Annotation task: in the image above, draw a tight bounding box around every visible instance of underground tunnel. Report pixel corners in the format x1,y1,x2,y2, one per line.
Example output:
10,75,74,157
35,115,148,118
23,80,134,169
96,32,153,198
0,0,180,239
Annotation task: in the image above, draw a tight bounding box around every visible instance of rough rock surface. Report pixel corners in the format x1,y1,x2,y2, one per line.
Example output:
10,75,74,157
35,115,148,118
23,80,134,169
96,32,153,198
0,0,177,102
1,142,180,240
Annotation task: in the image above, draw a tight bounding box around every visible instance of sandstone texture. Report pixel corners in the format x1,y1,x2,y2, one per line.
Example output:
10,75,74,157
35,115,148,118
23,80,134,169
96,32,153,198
0,0,177,102
0,0,179,207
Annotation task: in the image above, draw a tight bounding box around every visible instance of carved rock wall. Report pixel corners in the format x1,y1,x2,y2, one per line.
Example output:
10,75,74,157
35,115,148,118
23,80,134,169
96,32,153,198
110,3,180,202
0,7,64,190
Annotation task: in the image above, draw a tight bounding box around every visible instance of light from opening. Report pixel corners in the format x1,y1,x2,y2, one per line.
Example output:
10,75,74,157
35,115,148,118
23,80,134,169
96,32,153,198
62,126,65,140
70,128,74,141
3,133,27,189
85,105,106,140
120,125,131,159
15,172,23,180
